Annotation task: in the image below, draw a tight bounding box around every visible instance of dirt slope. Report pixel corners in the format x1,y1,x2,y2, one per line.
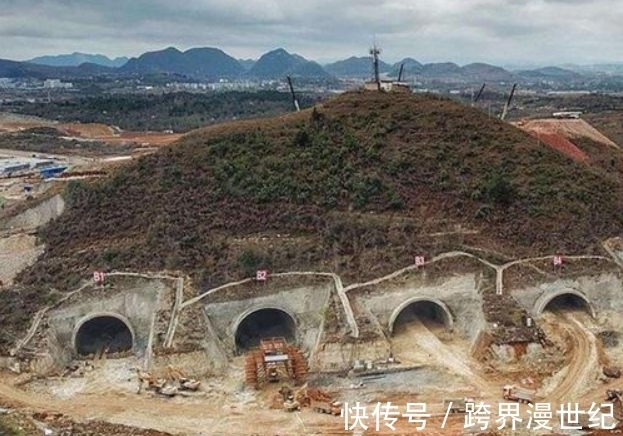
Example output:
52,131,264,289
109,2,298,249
519,118,618,148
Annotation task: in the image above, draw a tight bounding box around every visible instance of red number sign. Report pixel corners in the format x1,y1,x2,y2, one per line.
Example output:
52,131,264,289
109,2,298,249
256,270,268,281
553,255,563,266
93,271,106,283
415,256,425,267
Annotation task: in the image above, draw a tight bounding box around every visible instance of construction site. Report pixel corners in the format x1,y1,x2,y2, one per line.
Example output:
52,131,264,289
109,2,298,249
2,85,623,436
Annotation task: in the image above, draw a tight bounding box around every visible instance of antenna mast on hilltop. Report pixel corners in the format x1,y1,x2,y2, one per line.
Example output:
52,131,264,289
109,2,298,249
370,43,381,91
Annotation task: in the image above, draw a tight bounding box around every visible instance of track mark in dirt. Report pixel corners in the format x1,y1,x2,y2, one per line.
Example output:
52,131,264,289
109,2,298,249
391,319,497,397
543,311,598,404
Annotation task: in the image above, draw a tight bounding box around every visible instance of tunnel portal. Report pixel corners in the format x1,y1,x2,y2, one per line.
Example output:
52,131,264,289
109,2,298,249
391,301,451,334
75,315,134,356
235,308,296,353
542,292,591,315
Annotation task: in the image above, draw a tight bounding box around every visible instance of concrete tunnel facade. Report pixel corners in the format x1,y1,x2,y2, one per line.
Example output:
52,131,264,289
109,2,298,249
203,283,332,357
509,272,623,319
350,273,487,340
45,279,164,365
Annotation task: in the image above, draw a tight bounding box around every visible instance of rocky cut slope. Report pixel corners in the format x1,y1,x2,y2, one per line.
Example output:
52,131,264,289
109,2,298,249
4,90,623,350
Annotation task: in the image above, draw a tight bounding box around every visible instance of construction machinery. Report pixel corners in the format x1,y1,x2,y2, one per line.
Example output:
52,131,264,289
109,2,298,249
135,367,163,394
278,385,302,412
267,364,279,382
311,399,343,416
279,383,340,415
606,389,623,402
604,366,622,379
283,396,301,412
244,337,308,389
135,365,201,396
308,387,342,415
502,385,535,404
156,381,178,397
605,389,623,420
163,365,201,391
444,397,475,413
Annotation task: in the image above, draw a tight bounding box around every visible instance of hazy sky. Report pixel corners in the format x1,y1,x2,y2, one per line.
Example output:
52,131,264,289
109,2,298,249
1,0,622,66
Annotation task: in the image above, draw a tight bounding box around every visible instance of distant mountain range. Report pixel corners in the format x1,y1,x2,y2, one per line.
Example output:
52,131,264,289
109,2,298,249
0,58,113,79
246,48,331,79
3,46,621,84
28,52,128,68
119,47,244,80
324,56,392,79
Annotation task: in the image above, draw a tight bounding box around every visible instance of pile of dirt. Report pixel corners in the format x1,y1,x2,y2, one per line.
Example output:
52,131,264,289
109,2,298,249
34,412,174,435
0,408,174,436
516,117,620,163
5,90,623,350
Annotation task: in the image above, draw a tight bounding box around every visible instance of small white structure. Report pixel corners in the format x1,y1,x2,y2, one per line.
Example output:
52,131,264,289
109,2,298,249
552,111,582,119
363,80,410,93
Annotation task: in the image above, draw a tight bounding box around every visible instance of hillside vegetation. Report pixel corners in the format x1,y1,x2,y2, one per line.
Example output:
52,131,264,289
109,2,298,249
7,91,320,133
4,90,623,349
0,127,135,155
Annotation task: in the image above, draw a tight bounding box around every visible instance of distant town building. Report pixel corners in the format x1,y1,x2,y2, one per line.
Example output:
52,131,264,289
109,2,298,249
43,79,73,89
0,78,17,88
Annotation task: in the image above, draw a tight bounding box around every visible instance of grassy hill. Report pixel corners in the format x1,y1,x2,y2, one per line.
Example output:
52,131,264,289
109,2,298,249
4,90,623,350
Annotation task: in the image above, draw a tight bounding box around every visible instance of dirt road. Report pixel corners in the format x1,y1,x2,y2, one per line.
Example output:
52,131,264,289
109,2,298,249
391,318,498,398
0,309,608,435
0,369,348,436
542,311,599,404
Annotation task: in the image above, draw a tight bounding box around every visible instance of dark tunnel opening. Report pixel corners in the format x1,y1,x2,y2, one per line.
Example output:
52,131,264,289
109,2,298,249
75,316,133,356
235,309,296,353
392,301,449,335
543,293,591,314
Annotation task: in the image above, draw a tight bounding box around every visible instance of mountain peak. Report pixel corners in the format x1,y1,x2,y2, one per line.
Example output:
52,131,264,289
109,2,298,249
119,46,243,79
267,48,290,56
162,46,183,54
27,52,129,68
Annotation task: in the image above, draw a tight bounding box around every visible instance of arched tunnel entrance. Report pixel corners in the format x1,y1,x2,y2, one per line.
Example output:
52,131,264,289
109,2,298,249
535,290,595,318
389,299,453,335
387,298,454,365
542,293,592,315
74,315,134,357
235,308,296,353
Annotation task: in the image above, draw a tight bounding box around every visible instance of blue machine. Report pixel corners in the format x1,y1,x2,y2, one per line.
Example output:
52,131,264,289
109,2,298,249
39,166,68,179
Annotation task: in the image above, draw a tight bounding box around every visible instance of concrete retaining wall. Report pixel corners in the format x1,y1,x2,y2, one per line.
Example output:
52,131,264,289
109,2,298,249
354,273,486,341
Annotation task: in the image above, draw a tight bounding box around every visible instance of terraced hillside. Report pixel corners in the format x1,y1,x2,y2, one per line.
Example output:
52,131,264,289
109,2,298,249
4,90,623,350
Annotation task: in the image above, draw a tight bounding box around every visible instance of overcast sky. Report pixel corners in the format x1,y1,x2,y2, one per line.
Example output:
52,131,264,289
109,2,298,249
1,0,622,66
